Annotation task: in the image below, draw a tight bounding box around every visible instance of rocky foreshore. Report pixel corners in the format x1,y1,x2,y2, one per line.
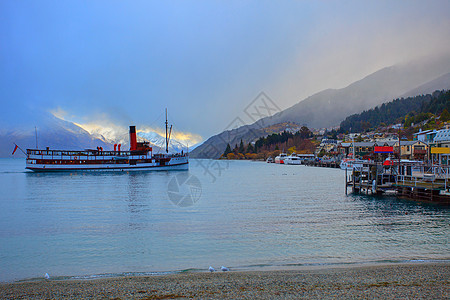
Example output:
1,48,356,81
1,263,448,299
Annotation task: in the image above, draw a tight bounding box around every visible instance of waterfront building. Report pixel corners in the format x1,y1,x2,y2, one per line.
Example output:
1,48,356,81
430,125,450,164
352,142,376,158
413,129,437,143
394,140,429,160
433,127,450,148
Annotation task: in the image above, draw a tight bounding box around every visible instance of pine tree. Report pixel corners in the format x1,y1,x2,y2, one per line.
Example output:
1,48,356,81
298,126,311,139
223,143,232,157
246,143,254,153
233,144,239,154
239,139,245,154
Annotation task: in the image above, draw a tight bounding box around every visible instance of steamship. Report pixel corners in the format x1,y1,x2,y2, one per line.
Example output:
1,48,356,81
25,114,189,172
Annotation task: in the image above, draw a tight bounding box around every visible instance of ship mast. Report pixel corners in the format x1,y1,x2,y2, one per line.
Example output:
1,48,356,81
165,108,168,153
35,126,38,149
165,109,174,154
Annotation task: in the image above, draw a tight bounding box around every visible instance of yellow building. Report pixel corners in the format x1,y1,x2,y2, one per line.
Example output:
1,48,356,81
430,147,450,165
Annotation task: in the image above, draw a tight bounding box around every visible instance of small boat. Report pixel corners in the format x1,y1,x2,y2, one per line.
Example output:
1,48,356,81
383,157,424,166
274,153,288,164
284,153,302,165
341,158,370,171
266,156,274,163
340,158,355,170
25,110,188,172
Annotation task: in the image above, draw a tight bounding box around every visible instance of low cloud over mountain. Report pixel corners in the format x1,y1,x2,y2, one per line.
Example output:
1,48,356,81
191,55,450,158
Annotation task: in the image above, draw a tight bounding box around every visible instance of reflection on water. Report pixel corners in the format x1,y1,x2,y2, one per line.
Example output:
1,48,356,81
0,159,448,282
127,173,151,214
351,194,448,233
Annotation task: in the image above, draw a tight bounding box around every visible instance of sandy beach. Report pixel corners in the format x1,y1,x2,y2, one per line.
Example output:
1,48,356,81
1,263,448,299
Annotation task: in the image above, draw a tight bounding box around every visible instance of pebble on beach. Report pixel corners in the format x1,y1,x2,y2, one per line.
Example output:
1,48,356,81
1,263,448,300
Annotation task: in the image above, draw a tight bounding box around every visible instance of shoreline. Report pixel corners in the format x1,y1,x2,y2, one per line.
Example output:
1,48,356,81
1,262,448,299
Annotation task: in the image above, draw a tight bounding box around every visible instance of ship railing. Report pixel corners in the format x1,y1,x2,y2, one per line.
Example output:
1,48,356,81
26,149,136,160
26,149,180,162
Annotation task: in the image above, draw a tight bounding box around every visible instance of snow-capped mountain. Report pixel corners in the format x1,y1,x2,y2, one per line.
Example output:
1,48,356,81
2,112,112,157
2,111,197,157
137,131,189,154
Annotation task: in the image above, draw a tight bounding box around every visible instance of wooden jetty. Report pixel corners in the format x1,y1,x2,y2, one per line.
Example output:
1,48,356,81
303,160,340,168
346,161,450,205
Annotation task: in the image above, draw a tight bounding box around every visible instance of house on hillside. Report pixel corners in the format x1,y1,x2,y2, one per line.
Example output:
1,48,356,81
338,142,352,157
375,134,398,144
413,129,437,143
390,123,403,130
316,139,339,157
379,141,397,147
433,127,450,148
320,139,338,146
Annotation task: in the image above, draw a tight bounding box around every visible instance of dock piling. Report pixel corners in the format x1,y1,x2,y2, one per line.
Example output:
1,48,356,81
345,161,449,205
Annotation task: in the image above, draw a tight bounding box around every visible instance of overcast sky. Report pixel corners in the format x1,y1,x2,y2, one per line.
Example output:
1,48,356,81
1,0,450,142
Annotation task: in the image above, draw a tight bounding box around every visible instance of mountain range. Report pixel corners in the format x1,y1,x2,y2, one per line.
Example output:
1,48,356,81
1,113,188,157
3,55,450,159
1,113,111,157
191,55,450,158
137,131,189,154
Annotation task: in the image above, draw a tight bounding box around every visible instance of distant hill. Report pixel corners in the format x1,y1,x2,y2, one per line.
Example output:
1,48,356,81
339,90,450,133
401,72,450,98
190,122,300,159
250,55,450,130
191,55,450,158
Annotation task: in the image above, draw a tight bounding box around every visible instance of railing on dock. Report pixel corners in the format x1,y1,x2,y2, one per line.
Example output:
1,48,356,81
302,160,340,168
345,161,450,205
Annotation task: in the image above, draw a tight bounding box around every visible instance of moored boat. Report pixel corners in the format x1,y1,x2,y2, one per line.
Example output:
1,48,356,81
340,158,370,170
340,158,355,170
274,153,288,164
284,153,302,165
25,112,188,172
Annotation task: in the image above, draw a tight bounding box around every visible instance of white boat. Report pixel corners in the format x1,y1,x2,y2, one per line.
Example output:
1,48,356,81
340,158,355,170
284,153,302,165
297,153,315,160
266,156,274,163
274,153,288,164
25,111,188,172
340,158,370,170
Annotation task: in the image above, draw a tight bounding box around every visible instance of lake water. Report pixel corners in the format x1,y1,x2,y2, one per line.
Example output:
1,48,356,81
0,158,448,282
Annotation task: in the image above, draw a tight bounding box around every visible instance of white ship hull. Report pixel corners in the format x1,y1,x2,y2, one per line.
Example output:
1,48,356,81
26,150,189,172
340,159,355,170
284,158,302,165
340,159,369,170
27,160,188,172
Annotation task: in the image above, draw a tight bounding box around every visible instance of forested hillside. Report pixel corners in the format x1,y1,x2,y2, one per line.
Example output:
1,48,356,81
340,90,450,133
221,126,317,159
